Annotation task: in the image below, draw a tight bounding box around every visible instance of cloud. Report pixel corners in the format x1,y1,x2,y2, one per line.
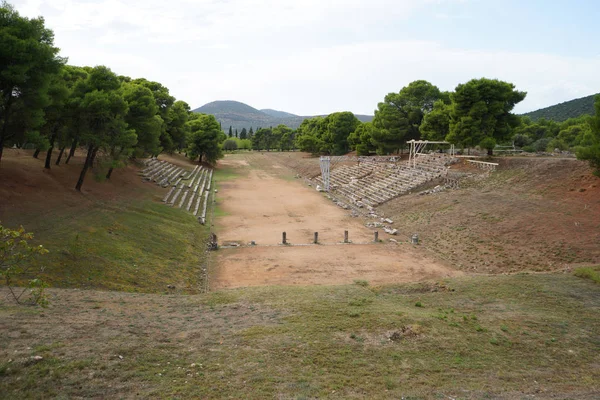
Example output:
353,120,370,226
11,0,599,115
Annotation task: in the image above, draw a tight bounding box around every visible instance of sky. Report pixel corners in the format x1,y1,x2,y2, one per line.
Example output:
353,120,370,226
12,0,600,116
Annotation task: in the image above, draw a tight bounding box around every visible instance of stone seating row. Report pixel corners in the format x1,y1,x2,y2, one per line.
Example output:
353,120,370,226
321,155,453,207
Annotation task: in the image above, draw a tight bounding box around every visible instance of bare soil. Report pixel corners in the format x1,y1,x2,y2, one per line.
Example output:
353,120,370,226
212,153,459,289
271,152,600,274
213,244,461,289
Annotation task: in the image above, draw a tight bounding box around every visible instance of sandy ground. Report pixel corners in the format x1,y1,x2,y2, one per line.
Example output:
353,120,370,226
215,158,374,245
212,154,460,289
212,244,461,289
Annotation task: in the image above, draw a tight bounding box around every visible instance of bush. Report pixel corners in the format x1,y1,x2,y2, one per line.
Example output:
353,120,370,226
574,266,600,284
532,138,552,152
0,224,49,306
222,139,238,151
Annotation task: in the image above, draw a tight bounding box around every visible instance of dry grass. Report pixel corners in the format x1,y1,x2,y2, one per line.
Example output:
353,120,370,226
1,274,599,399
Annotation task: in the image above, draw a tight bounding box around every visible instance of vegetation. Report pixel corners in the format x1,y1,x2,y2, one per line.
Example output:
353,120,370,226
575,95,600,175
0,2,226,191
522,93,598,122
1,274,598,398
574,266,600,284
0,223,49,306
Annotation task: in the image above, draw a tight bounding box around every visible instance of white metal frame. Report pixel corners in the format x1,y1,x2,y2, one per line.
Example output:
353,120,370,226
407,140,454,169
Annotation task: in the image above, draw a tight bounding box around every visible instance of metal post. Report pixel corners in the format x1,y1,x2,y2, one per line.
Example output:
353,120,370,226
344,230,349,243
374,231,379,242
282,232,287,244
313,232,318,244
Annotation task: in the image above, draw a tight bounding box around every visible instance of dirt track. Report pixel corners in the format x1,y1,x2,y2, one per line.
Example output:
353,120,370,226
212,154,460,289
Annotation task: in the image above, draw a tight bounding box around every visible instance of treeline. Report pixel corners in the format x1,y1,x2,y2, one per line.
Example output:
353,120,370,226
292,79,600,174
522,93,598,122
0,2,224,190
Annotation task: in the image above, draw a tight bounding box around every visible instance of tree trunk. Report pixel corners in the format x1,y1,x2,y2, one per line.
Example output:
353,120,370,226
66,138,78,164
487,149,493,156
0,133,4,164
44,131,57,169
55,146,65,165
75,144,95,191
106,167,113,180
33,149,41,158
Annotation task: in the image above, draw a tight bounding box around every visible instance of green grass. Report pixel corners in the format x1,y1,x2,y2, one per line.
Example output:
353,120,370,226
574,265,600,284
13,199,209,294
2,274,598,398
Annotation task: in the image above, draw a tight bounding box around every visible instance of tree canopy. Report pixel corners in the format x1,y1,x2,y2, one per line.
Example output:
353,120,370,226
448,78,526,154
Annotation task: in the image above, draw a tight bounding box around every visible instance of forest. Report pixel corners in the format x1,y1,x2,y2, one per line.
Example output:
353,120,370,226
2,1,600,180
0,2,224,191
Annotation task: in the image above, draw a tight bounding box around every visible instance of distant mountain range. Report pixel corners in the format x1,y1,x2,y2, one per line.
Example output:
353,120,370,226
522,93,598,122
192,100,373,131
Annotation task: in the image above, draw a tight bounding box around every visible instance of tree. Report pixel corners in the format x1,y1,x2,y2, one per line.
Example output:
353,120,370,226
228,125,233,138
240,127,247,140
0,2,65,164
372,81,444,154
576,95,600,176
348,122,376,155
165,100,190,152
251,128,264,150
187,113,224,164
75,66,129,191
295,117,325,154
131,78,174,152
322,112,359,155
273,125,294,151
235,128,238,138
41,67,70,169
448,78,526,153
223,139,238,151
122,82,161,156
420,99,451,141
248,127,254,137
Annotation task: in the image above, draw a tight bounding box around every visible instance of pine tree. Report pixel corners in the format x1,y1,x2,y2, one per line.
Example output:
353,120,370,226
228,126,233,138
235,128,238,138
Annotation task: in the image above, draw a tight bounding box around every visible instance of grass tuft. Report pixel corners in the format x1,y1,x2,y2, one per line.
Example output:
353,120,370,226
573,266,600,284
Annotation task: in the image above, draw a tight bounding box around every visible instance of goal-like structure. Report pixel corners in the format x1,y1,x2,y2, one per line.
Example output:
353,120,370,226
407,140,455,168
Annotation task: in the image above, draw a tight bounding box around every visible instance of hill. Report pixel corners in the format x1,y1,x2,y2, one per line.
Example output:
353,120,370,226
522,93,598,122
192,100,373,131
260,108,298,119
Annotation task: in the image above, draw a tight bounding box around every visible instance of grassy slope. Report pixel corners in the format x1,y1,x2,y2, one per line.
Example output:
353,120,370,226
0,150,209,293
1,274,598,398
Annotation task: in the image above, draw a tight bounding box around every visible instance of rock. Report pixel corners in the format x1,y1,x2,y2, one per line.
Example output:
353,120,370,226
316,185,324,192
31,356,43,361
214,189,218,193
383,218,393,224
167,285,175,289
389,238,398,243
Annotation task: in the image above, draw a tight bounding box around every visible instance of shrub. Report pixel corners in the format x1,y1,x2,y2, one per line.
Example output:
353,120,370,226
532,138,552,152
573,266,600,284
0,224,49,306
222,139,238,151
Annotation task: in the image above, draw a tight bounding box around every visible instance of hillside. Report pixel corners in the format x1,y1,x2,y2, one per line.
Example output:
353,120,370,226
522,93,598,121
192,100,373,131
260,108,298,118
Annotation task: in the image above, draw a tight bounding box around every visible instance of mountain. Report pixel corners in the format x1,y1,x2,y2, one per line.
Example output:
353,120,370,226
260,109,298,119
192,100,373,131
522,93,598,122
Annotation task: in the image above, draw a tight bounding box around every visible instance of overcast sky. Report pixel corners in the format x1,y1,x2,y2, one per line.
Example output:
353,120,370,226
12,0,600,116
